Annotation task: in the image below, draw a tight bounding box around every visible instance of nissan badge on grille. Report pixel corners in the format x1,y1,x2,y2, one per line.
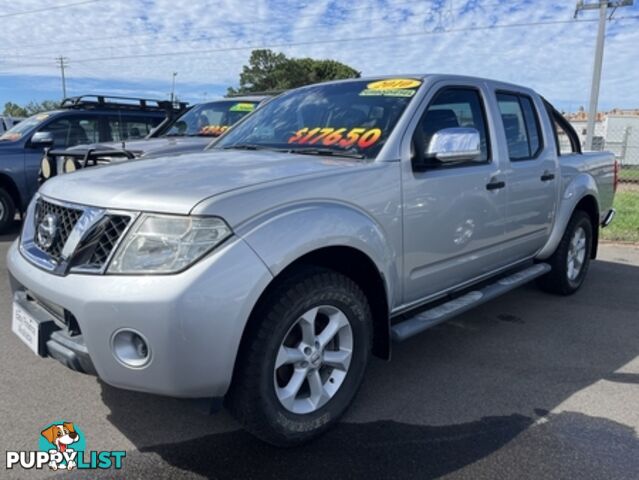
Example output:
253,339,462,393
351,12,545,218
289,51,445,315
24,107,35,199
37,213,59,250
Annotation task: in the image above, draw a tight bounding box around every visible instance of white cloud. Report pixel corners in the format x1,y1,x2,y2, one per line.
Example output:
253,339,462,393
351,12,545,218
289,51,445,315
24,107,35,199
0,0,637,108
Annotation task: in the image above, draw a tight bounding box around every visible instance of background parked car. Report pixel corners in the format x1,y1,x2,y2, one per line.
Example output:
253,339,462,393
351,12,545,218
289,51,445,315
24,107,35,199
39,95,270,182
0,95,184,232
0,115,24,135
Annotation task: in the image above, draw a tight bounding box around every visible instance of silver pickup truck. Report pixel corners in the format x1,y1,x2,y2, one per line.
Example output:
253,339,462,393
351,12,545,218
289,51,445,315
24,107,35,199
7,74,617,446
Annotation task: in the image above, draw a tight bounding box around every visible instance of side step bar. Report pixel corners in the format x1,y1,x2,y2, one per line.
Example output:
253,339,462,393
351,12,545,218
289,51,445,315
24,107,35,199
391,263,551,342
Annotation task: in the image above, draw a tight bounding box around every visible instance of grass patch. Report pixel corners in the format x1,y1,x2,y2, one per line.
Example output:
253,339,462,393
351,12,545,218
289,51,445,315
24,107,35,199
619,167,639,183
601,188,639,243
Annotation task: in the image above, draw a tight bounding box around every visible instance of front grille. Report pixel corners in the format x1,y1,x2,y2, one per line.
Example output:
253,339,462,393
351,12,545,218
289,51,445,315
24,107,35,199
27,197,134,273
68,214,132,271
87,215,131,267
34,199,83,260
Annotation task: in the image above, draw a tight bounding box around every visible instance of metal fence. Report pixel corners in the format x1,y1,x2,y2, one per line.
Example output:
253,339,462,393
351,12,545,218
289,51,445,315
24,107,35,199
589,122,639,183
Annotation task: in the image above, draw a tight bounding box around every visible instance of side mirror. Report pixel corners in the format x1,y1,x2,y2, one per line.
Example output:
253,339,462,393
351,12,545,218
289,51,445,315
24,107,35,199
30,131,55,148
425,127,481,164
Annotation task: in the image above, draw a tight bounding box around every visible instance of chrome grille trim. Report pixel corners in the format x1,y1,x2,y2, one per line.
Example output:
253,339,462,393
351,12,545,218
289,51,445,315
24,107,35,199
33,199,83,259
19,194,138,276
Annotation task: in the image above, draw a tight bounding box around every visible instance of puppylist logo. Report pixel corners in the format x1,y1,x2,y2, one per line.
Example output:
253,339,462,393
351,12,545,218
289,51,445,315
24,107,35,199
5,421,126,471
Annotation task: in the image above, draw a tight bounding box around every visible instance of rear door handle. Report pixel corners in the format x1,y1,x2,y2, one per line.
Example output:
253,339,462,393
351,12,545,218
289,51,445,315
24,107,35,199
540,171,555,182
486,180,506,191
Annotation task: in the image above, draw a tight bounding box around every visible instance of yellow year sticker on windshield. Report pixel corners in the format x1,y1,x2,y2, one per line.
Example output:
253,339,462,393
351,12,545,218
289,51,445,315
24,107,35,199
288,127,382,149
230,102,255,112
360,78,422,98
200,125,229,136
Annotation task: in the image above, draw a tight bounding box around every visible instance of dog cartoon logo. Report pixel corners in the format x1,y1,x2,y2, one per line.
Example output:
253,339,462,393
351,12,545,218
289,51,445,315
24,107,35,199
40,422,80,470
6,421,125,471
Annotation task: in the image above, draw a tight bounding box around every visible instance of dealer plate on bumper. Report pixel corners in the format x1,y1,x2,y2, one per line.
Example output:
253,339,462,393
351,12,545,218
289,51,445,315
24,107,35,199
12,302,41,355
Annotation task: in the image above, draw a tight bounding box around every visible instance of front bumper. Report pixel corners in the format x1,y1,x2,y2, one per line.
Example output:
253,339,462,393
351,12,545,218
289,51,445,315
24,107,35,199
10,289,96,374
7,237,273,398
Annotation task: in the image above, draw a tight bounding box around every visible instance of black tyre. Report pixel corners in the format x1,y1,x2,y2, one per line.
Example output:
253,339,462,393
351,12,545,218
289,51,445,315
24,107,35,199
226,267,372,446
0,188,16,234
537,210,593,295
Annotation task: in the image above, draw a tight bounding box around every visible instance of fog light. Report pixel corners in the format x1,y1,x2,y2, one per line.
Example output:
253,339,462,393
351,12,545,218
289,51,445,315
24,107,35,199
111,329,151,368
40,157,52,179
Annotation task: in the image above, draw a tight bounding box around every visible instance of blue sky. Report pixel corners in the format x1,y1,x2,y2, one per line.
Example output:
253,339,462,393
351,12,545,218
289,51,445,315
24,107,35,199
0,0,638,112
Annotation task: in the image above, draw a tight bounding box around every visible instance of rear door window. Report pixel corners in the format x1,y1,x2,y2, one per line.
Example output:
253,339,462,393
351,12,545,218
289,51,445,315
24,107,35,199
496,92,543,160
107,116,158,141
79,119,99,143
124,117,155,139
547,108,580,155
554,121,575,155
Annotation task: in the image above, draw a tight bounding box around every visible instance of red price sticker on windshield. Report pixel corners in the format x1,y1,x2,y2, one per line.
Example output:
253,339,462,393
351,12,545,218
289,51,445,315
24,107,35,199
288,127,382,149
200,125,229,136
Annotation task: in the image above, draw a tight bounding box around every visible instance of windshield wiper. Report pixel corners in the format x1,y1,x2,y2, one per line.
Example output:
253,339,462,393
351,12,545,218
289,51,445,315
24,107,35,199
223,144,286,152
286,147,365,159
222,144,365,158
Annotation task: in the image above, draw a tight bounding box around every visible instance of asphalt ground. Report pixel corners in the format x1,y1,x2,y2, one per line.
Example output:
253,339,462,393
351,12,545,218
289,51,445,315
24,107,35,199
1,221,637,479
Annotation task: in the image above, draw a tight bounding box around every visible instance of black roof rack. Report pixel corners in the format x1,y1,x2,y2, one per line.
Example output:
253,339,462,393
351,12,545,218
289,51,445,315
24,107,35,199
60,95,188,112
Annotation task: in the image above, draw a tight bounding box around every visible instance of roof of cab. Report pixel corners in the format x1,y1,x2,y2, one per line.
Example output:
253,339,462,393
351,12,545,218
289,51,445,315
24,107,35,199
223,95,273,102
299,73,536,94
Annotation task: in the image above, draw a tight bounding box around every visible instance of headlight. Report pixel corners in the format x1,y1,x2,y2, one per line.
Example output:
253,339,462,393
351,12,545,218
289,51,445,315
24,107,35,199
108,214,232,274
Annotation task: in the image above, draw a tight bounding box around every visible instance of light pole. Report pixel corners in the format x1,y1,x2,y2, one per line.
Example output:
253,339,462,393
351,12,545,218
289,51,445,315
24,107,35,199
574,0,634,150
57,56,69,100
170,72,178,105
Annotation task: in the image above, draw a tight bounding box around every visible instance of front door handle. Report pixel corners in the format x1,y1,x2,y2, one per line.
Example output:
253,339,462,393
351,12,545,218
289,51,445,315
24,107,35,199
486,180,506,190
540,171,555,182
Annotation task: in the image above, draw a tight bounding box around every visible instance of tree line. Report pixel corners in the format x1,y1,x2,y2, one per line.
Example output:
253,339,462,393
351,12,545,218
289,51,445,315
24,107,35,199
3,100,61,117
3,49,359,117
227,49,359,94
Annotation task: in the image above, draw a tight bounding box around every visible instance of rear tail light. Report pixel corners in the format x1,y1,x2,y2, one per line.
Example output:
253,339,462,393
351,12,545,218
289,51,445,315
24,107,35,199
613,160,619,193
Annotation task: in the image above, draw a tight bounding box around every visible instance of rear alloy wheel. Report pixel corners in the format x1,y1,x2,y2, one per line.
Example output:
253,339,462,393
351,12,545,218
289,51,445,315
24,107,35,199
538,210,593,295
227,268,371,446
566,226,587,282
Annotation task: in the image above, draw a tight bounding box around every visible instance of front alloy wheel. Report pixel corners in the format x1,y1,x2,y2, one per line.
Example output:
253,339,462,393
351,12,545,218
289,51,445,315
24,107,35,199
227,268,371,446
274,305,353,415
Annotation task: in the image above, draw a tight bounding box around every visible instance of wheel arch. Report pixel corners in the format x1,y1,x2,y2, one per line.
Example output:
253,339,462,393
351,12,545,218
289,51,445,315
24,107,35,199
0,173,22,214
537,173,600,260
232,244,392,395
574,194,599,259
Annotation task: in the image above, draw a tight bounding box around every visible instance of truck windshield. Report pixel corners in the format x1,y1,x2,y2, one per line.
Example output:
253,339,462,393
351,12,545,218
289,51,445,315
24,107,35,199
215,78,422,159
162,100,259,137
0,112,54,142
